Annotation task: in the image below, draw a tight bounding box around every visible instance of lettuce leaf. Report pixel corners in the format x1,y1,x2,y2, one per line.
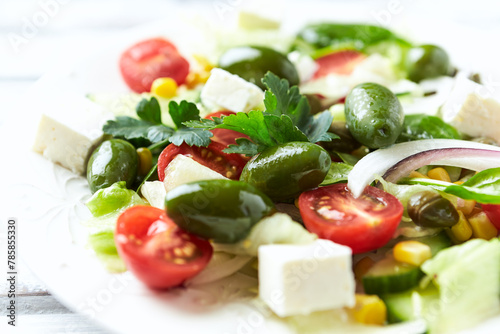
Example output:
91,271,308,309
84,182,147,272
213,213,316,256
421,238,500,334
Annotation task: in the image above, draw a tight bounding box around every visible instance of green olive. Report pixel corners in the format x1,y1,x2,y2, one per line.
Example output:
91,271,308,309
345,82,404,149
239,142,331,202
219,46,299,89
405,44,450,82
165,179,274,244
407,191,459,228
87,139,138,193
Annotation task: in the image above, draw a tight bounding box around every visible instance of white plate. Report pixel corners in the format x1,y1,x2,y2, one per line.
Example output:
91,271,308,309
4,2,500,333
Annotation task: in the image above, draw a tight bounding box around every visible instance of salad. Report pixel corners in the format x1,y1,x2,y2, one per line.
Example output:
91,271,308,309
31,7,500,334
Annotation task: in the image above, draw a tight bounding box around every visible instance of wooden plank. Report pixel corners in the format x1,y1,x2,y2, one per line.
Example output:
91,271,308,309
1,296,109,333
15,313,109,334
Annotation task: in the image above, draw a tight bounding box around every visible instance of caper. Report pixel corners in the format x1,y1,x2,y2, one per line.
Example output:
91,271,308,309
407,191,459,228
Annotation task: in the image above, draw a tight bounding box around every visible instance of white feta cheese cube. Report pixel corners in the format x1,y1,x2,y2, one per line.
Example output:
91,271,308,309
140,181,167,209
288,51,318,83
163,154,227,193
33,113,104,175
258,239,355,317
441,74,500,144
201,68,264,113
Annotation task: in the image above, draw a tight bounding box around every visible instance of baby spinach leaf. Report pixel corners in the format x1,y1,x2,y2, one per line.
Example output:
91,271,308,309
320,163,353,186
396,114,461,143
444,168,500,204
402,168,500,204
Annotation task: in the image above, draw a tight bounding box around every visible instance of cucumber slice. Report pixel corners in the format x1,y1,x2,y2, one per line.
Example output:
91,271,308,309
382,286,439,325
414,231,452,256
363,256,423,295
382,289,414,324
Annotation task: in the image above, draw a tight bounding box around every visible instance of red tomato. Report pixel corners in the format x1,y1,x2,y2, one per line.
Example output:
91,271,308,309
298,183,403,254
313,50,366,79
481,204,500,230
115,206,212,289
204,111,250,147
119,38,190,93
157,141,247,181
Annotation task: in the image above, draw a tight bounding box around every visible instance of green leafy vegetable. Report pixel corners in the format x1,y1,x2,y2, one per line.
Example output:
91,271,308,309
222,138,264,155
103,117,172,147
185,72,337,155
421,239,500,334
169,127,212,147
291,23,411,57
86,181,144,216
213,213,316,256
401,168,500,204
84,182,147,272
103,97,212,148
396,114,461,143
263,73,310,129
88,231,126,273
136,97,162,124
168,100,200,129
320,163,353,186
443,167,500,204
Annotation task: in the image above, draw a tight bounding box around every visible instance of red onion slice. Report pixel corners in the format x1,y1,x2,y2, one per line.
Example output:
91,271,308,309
347,139,500,198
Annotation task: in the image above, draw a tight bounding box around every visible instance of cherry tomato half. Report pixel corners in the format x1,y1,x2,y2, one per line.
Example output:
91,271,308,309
115,206,212,289
313,50,366,79
481,204,500,230
298,183,403,254
119,38,190,93
157,141,248,181
204,111,250,147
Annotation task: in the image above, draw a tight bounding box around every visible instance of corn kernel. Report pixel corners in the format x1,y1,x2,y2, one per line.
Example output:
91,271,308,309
186,72,210,89
450,211,473,242
427,167,451,182
457,199,477,216
393,241,432,266
444,194,476,216
469,211,498,240
151,77,178,98
349,294,387,326
192,54,214,72
409,171,429,179
354,256,375,280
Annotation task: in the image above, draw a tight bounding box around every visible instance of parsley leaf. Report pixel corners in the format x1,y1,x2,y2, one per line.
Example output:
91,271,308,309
169,127,212,147
184,72,337,155
263,74,311,131
224,138,261,156
136,97,162,124
168,100,200,129
103,117,172,147
214,110,275,147
103,97,212,148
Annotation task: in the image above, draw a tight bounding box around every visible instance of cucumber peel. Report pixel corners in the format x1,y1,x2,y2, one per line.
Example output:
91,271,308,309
363,256,423,295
